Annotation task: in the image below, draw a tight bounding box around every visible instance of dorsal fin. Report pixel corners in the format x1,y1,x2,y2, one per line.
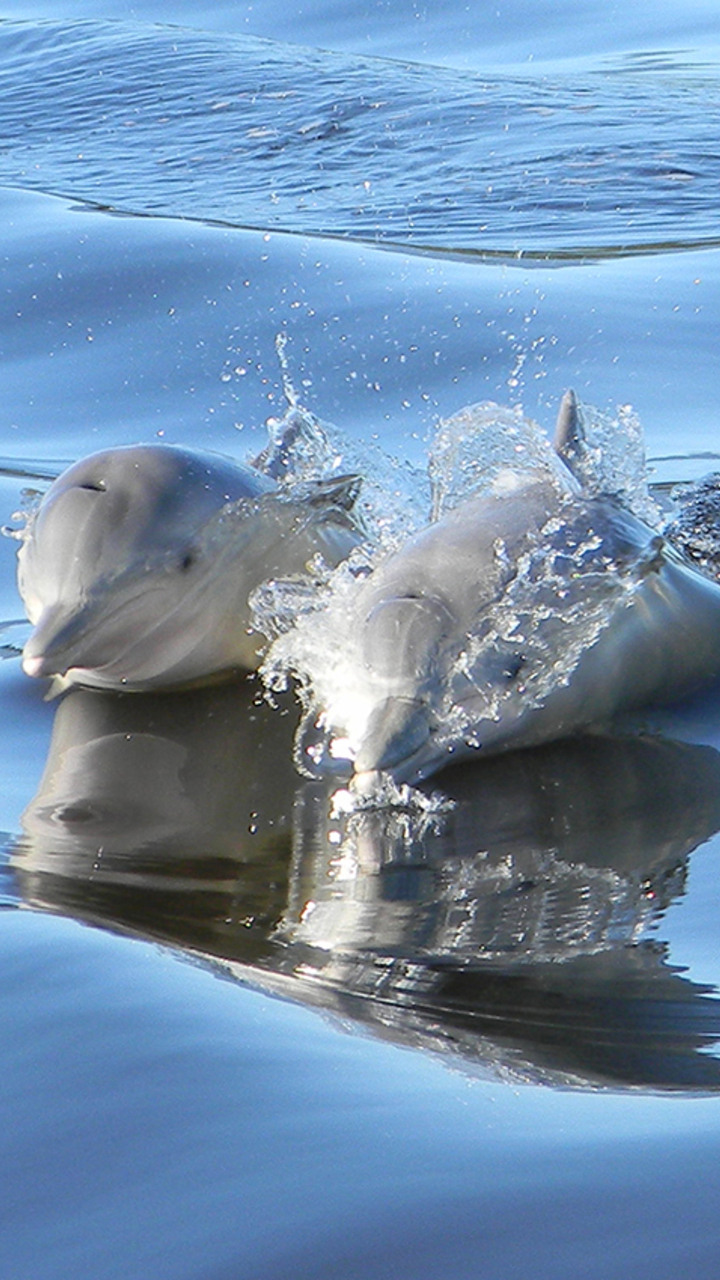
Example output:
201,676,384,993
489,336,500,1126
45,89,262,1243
553,388,591,487
306,474,362,512
554,389,583,459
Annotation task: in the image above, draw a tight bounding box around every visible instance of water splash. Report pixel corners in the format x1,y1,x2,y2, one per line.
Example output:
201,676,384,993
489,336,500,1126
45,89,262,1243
665,472,720,579
1,489,44,544
258,396,669,780
255,335,428,546
558,398,662,527
443,511,660,737
428,400,571,520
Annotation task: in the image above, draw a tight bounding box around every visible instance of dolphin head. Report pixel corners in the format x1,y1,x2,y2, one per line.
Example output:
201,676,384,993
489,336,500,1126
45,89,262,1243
18,444,275,691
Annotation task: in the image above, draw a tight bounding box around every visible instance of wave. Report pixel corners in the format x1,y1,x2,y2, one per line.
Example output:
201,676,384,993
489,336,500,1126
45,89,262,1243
2,18,720,255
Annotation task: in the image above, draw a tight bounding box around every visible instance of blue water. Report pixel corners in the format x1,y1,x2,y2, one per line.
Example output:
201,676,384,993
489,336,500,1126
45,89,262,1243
2,2,720,1277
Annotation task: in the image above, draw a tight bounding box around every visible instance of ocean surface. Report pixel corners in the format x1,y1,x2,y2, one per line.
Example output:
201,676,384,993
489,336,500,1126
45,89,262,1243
2,2,720,1277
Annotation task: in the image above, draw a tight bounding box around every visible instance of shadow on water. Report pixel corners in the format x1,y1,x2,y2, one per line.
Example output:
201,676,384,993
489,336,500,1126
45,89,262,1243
10,678,720,1093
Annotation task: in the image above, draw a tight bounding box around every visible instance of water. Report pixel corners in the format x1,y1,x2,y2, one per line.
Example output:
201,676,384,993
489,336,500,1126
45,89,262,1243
2,2,720,1276
3,19,720,254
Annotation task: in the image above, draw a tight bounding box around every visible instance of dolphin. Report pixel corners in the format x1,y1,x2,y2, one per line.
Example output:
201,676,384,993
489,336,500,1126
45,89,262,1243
293,393,720,786
18,442,361,692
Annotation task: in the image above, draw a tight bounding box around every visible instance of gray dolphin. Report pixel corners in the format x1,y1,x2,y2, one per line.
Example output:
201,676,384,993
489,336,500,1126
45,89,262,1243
18,443,361,692
293,394,720,785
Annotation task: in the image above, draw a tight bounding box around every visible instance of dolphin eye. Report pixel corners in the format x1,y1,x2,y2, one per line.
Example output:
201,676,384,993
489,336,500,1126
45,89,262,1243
504,653,525,681
180,551,195,571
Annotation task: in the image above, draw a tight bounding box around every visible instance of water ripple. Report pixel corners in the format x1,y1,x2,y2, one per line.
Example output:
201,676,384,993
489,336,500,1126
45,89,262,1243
2,19,720,255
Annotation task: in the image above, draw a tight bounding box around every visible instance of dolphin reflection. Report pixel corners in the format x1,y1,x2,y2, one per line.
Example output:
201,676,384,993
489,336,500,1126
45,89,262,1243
16,680,299,959
12,682,720,1090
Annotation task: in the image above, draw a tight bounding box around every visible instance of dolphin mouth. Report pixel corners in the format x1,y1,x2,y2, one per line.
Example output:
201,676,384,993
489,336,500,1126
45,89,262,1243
21,576,205,689
22,603,97,679
353,734,465,790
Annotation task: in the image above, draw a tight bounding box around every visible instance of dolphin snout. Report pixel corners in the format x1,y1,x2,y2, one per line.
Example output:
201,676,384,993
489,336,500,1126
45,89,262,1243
354,695,431,774
22,652,48,679
22,599,119,683
22,604,81,679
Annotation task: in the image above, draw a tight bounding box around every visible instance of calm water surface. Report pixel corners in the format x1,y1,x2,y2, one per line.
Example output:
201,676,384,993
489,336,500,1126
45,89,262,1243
2,2,720,1277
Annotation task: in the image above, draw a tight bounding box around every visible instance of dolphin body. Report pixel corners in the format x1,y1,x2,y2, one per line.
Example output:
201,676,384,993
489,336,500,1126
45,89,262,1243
299,394,720,785
18,442,361,692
